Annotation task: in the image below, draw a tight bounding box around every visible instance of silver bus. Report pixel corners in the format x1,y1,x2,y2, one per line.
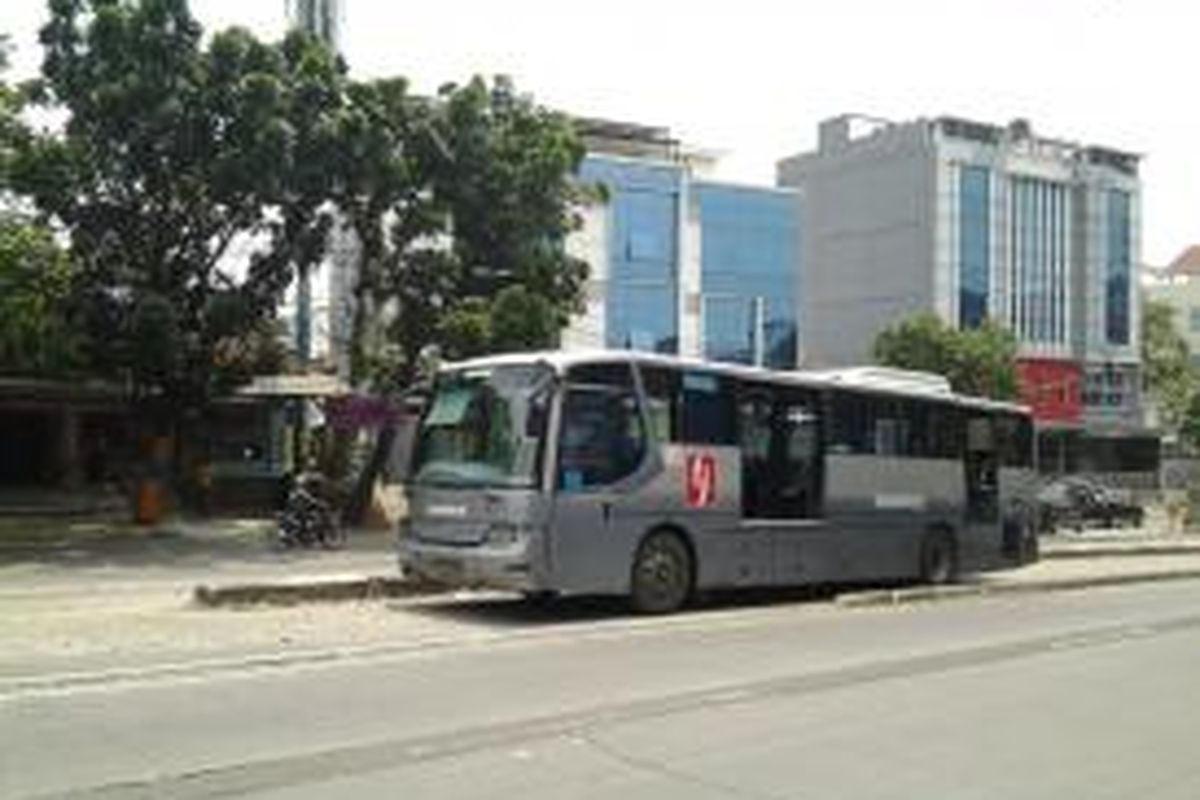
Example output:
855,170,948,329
399,350,1038,613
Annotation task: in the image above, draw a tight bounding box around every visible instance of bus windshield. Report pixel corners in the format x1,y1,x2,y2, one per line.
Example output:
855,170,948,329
411,363,554,489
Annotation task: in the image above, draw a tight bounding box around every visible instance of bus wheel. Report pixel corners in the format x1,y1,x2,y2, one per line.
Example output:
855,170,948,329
919,530,958,585
521,590,558,607
630,530,693,614
1021,525,1040,563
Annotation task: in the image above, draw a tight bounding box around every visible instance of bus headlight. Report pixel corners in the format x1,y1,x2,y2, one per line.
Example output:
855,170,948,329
485,521,526,547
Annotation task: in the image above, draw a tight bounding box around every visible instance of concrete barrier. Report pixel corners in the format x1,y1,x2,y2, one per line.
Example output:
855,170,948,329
193,575,443,607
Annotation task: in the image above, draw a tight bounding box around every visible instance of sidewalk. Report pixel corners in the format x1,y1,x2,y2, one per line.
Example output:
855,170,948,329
0,515,398,599
1039,527,1200,559
838,550,1200,608
3,514,1200,607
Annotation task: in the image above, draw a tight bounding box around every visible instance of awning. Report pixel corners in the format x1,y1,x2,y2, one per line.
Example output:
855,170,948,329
236,374,350,398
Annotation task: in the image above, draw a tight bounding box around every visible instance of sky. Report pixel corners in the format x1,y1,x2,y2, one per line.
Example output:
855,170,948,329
5,0,1197,266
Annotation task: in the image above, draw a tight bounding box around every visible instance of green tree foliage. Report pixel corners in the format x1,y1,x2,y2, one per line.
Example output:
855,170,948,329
1141,298,1195,432
0,217,83,376
1179,392,1200,453
330,76,588,523
11,1,346,419
873,313,1019,400
332,76,443,387
335,74,590,386
1,34,24,187
429,75,589,350
489,284,559,352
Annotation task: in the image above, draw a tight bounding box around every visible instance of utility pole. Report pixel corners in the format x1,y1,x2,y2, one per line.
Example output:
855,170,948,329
285,0,342,470
286,0,341,366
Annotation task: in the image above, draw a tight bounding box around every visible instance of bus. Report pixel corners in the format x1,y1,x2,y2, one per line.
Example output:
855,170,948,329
399,350,1038,613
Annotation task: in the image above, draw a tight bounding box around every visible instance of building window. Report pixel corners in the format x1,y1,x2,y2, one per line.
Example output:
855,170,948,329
621,191,675,269
1106,190,1132,346
603,178,680,354
959,166,990,329
696,185,799,369
1008,176,1067,346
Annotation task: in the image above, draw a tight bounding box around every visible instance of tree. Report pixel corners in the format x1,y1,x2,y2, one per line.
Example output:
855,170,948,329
11,1,348,487
1141,298,1195,432
489,284,559,352
330,76,590,523
1,33,23,190
426,75,590,361
873,313,1019,400
0,216,84,377
1179,392,1200,453
333,76,442,388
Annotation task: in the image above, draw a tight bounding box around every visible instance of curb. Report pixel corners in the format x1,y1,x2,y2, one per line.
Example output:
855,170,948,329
192,575,444,607
835,568,1200,608
1041,544,1200,559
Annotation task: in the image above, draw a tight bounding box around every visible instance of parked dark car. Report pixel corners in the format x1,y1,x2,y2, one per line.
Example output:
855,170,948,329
1037,477,1144,533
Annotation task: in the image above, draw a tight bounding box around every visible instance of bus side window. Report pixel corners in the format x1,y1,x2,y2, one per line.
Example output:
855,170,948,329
829,392,871,455
559,363,646,491
681,371,736,445
637,365,680,443
638,366,736,446
558,388,646,491
737,388,773,518
777,394,820,518
996,413,1034,468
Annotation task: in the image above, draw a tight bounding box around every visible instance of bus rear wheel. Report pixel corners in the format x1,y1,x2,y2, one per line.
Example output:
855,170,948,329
630,531,692,614
919,530,958,585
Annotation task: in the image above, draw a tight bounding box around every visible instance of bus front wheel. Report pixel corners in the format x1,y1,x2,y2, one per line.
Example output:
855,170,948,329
919,530,958,585
630,530,693,614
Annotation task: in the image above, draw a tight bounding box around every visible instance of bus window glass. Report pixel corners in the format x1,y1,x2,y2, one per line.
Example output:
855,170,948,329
996,413,1033,467
777,396,820,518
682,371,735,445
737,389,773,518
967,417,995,452
872,398,912,456
412,364,553,489
565,362,635,389
637,365,679,443
829,392,871,454
558,386,646,490
907,401,931,458
929,404,961,458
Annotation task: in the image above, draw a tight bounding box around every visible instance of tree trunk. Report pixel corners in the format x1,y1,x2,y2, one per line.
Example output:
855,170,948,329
342,421,396,527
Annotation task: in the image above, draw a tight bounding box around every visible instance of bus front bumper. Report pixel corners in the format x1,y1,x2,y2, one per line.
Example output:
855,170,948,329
398,539,541,593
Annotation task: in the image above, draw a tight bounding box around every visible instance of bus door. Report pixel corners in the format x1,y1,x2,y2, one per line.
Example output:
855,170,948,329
549,364,654,594
738,384,826,584
964,414,1001,546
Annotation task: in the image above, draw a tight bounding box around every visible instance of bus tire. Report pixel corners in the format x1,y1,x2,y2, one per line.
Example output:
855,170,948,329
521,590,558,607
919,529,958,585
630,530,693,615
1022,526,1040,564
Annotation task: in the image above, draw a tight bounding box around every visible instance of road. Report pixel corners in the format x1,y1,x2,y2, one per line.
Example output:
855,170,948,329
3,580,1199,799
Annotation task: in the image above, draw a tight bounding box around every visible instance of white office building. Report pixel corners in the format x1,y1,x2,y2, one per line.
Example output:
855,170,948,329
778,115,1153,477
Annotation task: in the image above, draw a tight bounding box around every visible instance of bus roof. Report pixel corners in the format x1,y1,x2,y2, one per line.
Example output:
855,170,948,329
441,349,1030,415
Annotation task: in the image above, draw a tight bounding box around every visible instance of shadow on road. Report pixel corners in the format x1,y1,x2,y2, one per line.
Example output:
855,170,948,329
398,583,853,628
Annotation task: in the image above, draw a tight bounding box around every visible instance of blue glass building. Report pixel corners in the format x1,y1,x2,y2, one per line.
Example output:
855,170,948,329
695,183,799,368
570,140,800,370
577,157,683,355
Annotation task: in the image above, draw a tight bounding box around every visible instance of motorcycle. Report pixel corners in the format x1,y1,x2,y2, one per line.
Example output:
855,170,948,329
276,474,345,549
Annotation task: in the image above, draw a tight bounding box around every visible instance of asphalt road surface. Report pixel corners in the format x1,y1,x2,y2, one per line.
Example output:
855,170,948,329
3,580,1199,799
